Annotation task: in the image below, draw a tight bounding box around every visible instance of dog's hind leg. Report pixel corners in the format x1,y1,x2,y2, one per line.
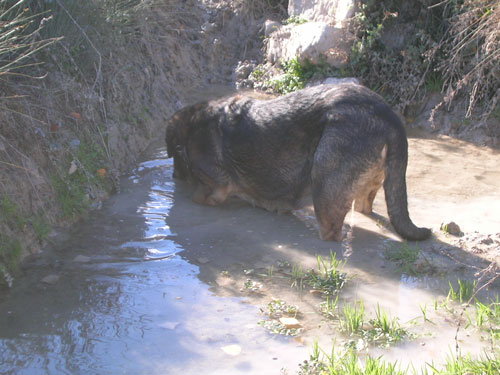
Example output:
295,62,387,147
311,129,357,241
353,145,386,214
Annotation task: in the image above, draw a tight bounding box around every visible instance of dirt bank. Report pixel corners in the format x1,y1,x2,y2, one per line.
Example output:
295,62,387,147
0,0,283,284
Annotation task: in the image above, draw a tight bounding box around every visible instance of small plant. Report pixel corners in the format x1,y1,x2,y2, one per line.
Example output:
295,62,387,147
425,71,444,93
243,279,262,292
266,299,299,318
267,57,337,95
259,299,301,336
340,300,365,334
282,15,308,25
268,57,306,94
419,303,435,325
291,262,305,289
258,319,301,336
308,250,346,295
447,279,476,303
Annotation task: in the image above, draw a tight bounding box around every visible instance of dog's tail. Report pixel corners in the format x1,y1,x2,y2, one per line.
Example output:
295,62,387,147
383,128,431,241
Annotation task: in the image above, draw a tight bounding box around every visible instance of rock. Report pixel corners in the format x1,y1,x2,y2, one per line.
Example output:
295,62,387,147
288,0,357,26
321,77,359,86
196,257,210,264
266,22,353,68
221,344,242,356
234,60,256,80
201,22,217,33
68,160,78,175
159,321,180,330
41,274,59,285
441,222,462,236
73,255,91,263
264,20,281,37
279,317,302,329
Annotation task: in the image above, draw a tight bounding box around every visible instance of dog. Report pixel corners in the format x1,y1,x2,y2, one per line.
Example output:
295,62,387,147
166,83,431,241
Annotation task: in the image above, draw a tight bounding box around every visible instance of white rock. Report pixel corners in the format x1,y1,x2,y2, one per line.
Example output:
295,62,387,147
221,344,242,356
41,274,59,285
288,0,357,27
73,255,91,263
264,20,281,37
266,22,353,68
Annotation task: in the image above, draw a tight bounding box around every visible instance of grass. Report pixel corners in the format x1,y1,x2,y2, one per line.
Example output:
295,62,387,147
31,214,51,242
364,305,410,346
340,300,365,335
307,251,346,295
447,279,476,303
384,242,421,275
296,342,500,375
52,139,112,219
425,71,444,93
0,235,22,287
320,295,339,319
1,196,26,231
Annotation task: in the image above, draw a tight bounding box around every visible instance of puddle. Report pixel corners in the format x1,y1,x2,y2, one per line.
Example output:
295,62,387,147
1,130,500,374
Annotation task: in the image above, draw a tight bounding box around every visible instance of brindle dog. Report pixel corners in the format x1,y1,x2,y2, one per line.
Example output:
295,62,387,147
166,83,431,241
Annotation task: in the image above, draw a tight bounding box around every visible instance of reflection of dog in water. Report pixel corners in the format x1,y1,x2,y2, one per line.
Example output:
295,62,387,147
166,83,431,241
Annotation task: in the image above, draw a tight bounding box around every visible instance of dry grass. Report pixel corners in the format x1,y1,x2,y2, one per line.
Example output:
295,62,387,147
434,0,500,124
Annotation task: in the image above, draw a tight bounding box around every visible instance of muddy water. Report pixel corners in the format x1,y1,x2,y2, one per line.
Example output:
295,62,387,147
1,131,500,374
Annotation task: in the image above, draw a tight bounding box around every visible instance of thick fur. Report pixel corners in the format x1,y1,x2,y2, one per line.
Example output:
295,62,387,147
166,83,431,241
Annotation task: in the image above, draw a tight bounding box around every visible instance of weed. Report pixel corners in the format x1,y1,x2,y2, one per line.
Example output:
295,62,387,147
447,279,476,303
340,300,365,334
308,250,346,295
385,242,421,275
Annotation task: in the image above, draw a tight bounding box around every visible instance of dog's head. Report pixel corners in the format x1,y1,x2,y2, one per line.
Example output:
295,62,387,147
166,102,217,180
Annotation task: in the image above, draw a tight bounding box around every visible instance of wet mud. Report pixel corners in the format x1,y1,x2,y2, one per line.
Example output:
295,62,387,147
1,123,500,374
